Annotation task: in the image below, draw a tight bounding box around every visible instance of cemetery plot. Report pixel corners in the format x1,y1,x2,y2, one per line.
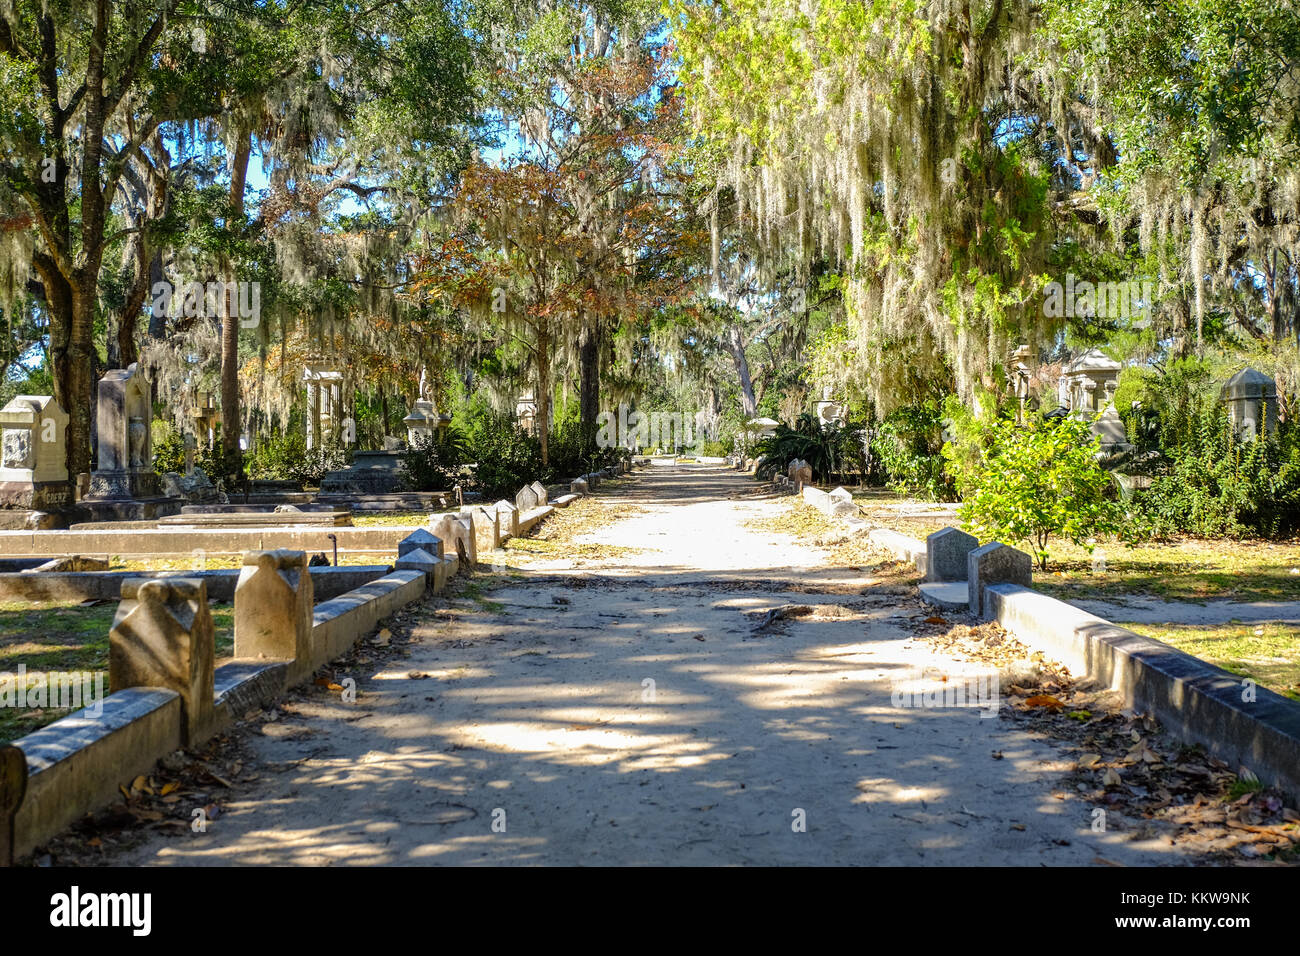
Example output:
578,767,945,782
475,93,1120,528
0,599,235,744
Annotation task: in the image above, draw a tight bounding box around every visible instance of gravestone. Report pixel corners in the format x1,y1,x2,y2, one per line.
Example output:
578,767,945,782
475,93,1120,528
0,395,71,511
530,480,548,506
967,542,1033,617
234,550,313,681
462,505,500,553
398,527,444,559
925,527,979,582
430,513,475,565
84,366,181,519
571,478,589,494
110,577,215,744
516,484,539,512
790,459,813,489
1221,368,1278,441
395,547,441,584
494,500,520,538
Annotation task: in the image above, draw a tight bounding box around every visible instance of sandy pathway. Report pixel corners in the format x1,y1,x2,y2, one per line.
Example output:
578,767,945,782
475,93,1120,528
106,464,1196,866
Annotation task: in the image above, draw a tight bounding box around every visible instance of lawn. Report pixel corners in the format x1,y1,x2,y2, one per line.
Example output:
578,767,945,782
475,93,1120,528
0,599,234,745
1117,620,1300,703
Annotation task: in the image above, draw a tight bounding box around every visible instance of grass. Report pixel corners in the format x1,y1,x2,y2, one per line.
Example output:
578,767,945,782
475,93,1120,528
0,599,234,744
109,552,390,571
351,511,431,528
1118,620,1300,702
1033,538,1300,604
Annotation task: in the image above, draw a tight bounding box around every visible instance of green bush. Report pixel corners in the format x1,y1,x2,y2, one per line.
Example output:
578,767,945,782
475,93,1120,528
401,428,468,492
871,403,954,500
465,415,545,501
1133,410,1300,539
245,432,350,485
959,416,1125,569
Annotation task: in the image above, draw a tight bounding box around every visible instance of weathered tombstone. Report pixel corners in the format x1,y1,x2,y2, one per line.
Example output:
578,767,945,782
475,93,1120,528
462,505,500,553
0,745,25,867
234,550,314,680
90,365,157,494
925,527,979,583
430,513,476,565
530,480,548,506
584,472,601,490
571,478,589,494
0,395,71,511
516,484,539,512
791,460,813,489
398,527,444,559
967,542,1033,617
494,500,520,538
110,578,215,744
1221,368,1278,441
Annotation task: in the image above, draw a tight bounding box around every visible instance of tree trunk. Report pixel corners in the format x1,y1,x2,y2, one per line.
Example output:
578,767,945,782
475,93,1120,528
536,319,552,466
578,318,602,455
725,323,758,416
220,134,253,474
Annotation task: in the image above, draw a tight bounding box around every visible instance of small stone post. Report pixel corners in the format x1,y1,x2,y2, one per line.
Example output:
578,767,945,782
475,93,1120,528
110,578,215,745
234,550,314,682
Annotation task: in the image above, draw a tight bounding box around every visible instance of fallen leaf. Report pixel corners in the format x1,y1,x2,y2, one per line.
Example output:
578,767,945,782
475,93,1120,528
1103,768,1122,787
1025,694,1065,710
924,616,948,626
160,781,180,796
1079,753,1102,768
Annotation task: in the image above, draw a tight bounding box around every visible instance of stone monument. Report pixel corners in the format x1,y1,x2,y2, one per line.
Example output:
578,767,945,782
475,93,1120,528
0,395,71,512
1221,368,1278,441
82,365,181,519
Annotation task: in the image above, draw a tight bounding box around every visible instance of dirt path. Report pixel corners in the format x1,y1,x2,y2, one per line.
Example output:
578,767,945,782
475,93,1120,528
103,464,1197,866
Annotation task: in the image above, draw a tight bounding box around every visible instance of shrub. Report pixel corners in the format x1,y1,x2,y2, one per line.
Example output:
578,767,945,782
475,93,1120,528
465,415,544,501
245,432,350,485
959,416,1125,569
1133,410,1300,539
754,413,845,481
401,428,468,492
871,402,954,500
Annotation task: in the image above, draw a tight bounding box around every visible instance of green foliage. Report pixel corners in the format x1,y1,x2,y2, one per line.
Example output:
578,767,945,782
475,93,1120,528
245,433,351,486
464,414,544,501
1134,411,1300,539
939,392,999,500
871,403,955,500
400,428,469,492
959,416,1126,569
754,413,850,482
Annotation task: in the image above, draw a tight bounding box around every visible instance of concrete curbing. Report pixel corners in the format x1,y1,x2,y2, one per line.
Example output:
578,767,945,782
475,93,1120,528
984,583,1300,802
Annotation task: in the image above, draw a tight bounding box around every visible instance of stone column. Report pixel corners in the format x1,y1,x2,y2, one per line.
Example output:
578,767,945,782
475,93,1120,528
309,382,320,450
109,578,215,745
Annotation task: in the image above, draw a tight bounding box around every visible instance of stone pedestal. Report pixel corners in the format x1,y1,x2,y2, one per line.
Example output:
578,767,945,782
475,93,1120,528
0,395,72,512
83,365,180,520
